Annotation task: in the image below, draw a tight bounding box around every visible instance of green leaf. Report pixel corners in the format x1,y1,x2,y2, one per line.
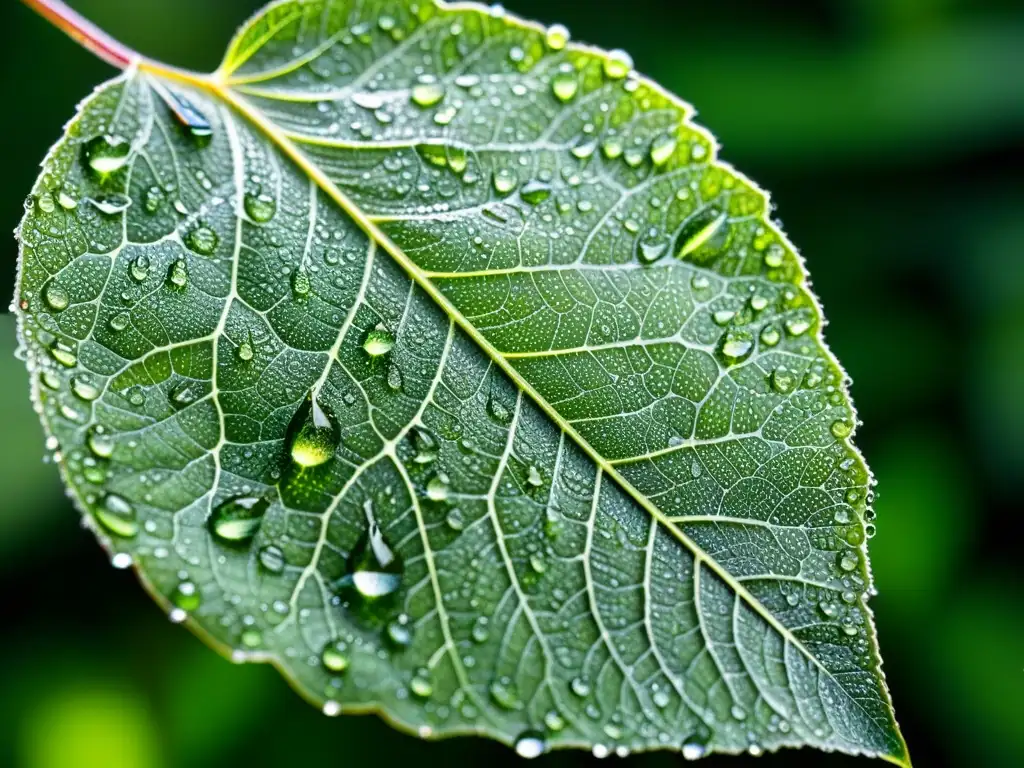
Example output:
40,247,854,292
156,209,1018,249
14,0,907,763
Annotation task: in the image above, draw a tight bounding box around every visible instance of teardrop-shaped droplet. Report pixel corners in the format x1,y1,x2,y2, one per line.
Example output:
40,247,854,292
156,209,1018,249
154,82,213,142
144,186,164,214
676,209,728,261
209,495,269,543
347,504,404,599
245,192,277,223
287,392,339,467
544,710,566,732
130,255,151,282
363,325,395,357
551,70,578,102
386,613,413,648
527,465,543,487
71,374,100,401
173,580,201,612
650,133,678,166
49,340,77,368
831,419,853,439
718,330,754,365
514,732,546,759
170,380,199,408
236,338,254,362
57,192,78,210
638,238,668,265
410,670,433,698
84,135,131,177
187,226,219,255
413,429,438,464
44,281,69,311
426,473,450,502
291,267,311,299
95,494,138,538
386,362,403,392
520,180,551,205
489,679,522,710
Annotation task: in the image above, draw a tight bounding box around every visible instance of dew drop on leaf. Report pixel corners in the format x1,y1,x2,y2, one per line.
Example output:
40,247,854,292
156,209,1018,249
209,495,269,543
83,134,131,177
363,325,395,357
287,391,339,468
95,494,138,538
322,642,349,673
514,732,545,759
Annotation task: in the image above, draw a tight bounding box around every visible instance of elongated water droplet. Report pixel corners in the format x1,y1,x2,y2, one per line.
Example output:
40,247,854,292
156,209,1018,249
109,312,130,332
96,494,138,538
446,508,464,531
50,340,77,368
187,226,219,255
551,70,578,102
346,500,404,599
527,465,543,487
386,362,403,392
489,679,522,710
651,134,678,167
71,375,100,401
89,195,131,215
236,338,254,362
638,238,668,264
87,425,115,458
154,82,213,141
363,325,395,357
493,168,518,195
287,391,339,467
676,210,728,260
786,317,812,336
245,192,276,223
291,267,311,298
771,366,796,394
84,135,131,177
571,677,591,697
57,192,78,210
209,495,269,543
144,186,164,214
719,330,754,365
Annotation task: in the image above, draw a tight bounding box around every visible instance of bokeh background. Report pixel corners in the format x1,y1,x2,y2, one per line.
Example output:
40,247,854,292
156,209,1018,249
1,0,1021,766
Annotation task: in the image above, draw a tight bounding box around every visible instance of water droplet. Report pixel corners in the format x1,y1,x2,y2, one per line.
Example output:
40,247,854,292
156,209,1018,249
95,494,138,538
347,501,404,599
487,394,512,425
839,551,859,572
57,192,78,210
49,340,77,368
771,367,795,394
364,325,395,357
84,135,131,177
71,375,100,401
653,690,671,708
170,380,198,408
718,330,753,364
592,744,610,759
144,186,164,214
446,508,465,531
603,49,633,79
544,710,566,732
520,180,551,205
471,617,489,643
676,210,728,260
650,133,677,166
155,84,213,141
760,326,781,346
287,392,339,467
831,419,852,439
386,362,403,392
426,474,450,502
44,282,69,311
514,732,545,759
387,614,413,648
551,70,578,102
241,628,262,648
87,425,115,458
209,495,269,543
411,79,445,108
168,258,188,288
245,192,276,223
88,195,131,215
571,677,591,697
130,255,151,282
527,465,543,487
109,312,130,332
639,238,669,264
489,679,522,710
602,137,624,159
682,734,709,760
111,552,132,569
187,226,219,255
36,192,56,214
322,642,349,672
236,338,254,362
493,168,518,195
410,671,433,698
545,23,570,50
259,544,286,573
173,580,200,612
785,317,812,336
290,267,311,299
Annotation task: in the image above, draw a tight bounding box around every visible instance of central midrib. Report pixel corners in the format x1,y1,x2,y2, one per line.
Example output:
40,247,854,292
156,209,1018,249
136,60,898,762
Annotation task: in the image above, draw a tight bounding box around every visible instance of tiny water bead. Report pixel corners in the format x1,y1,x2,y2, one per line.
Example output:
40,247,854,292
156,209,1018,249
84,134,131,177
209,495,270,543
287,392,339,468
363,325,395,357
95,494,138,538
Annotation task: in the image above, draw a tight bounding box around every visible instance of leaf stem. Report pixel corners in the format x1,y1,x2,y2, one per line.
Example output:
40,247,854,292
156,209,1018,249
21,0,140,70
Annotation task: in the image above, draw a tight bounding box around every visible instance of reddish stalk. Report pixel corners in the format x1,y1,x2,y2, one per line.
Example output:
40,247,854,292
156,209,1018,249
21,0,139,70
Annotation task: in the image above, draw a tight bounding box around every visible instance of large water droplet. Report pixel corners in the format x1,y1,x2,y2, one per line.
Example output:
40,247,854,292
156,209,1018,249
167,258,189,289
287,391,339,468
551,70,579,102
322,642,349,672
130,255,151,282
545,23,570,50
87,425,115,458
84,135,131,177
493,168,518,195
676,210,728,261
363,325,395,357
291,267,311,299
187,226,219,255
71,375,100,401
209,495,269,543
520,180,551,205
44,281,69,311
650,133,678,166
245,192,276,223
89,195,132,215
426,473,450,502
346,500,404,599
410,670,433,698
95,494,138,538
603,49,633,79
173,580,201,612
411,79,445,108
718,330,754,365
50,340,77,368
514,732,545,759
259,544,286,573
386,613,413,648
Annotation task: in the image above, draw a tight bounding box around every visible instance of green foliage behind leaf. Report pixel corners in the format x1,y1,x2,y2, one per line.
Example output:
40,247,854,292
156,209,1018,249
14,0,907,763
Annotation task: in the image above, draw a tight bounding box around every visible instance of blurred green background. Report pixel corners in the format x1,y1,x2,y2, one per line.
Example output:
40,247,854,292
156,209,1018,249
1,0,1021,766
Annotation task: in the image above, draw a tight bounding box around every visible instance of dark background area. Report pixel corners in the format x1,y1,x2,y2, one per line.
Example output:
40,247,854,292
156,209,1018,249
1,1,1021,766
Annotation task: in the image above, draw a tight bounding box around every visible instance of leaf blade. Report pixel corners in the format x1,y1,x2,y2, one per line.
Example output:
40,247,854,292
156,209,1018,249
15,0,908,763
